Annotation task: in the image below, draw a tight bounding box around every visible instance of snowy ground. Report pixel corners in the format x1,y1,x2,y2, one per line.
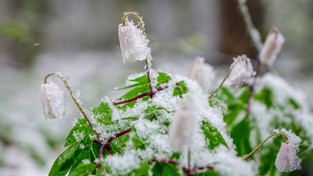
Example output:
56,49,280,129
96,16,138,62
0,51,312,176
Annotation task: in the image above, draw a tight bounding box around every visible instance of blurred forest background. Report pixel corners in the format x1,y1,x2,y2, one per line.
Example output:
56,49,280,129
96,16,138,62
0,0,312,175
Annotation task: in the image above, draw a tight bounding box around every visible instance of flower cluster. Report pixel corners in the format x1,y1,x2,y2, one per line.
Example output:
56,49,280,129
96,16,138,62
40,11,312,176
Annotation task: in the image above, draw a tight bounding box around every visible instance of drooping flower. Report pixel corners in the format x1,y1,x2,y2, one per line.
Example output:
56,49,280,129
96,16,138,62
259,28,285,65
228,55,255,86
169,95,197,151
189,57,215,92
275,143,301,172
40,81,65,119
118,18,151,63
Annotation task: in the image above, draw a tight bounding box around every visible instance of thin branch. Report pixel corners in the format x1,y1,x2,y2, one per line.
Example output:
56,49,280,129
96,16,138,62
145,59,153,97
208,67,233,100
243,132,288,160
44,73,100,139
237,0,263,51
96,128,132,168
113,85,168,105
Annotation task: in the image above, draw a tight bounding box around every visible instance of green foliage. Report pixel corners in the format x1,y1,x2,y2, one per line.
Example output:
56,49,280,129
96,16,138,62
50,68,312,176
230,117,252,156
49,142,80,176
193,170,221,176
173,81,188,97
92,102,113,125
116,72,172,107
151,162,180,176
201,120,228,150
65,118,94,147
254,87,274,109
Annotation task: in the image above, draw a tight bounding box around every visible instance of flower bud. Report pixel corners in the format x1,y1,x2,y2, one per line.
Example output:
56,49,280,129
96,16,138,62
40,81,65,119
169,96,197,151
275,143,301,172
189,57,215,92
118,19,151,63
228,55,255,86
259,28,285,65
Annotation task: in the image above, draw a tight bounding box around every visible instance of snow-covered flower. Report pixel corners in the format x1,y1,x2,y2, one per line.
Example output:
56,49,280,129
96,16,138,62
228,55,255,86
275,143,301,172
189,57,215,92
40,81,65,119
259,28,285,65
274,129,301,172
118,18,151,63
169,96,197,151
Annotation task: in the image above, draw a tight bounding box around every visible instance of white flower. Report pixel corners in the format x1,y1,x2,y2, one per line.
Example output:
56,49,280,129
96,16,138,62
40,81,65,119
228,55,255,86
189,57,215,92
118,18,151,63
259,29,285,65
169,96,197,151
275,143,301,172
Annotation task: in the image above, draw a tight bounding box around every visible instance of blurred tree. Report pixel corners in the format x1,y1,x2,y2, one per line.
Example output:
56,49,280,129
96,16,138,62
0,0,48,68
217,0,264,63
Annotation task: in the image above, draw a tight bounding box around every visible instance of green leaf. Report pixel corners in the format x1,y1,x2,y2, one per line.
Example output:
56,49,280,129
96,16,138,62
157,72,172,86
49,142,79,176
254,87,274,109
117,84,150,107
230,117,252,156
115,75,148,90
132,133,146,149
92,102,113,125
68,162,96,176
151,162,180,176
201,120,228,150
288,98,300,109
193,170,220,176
173,81,188,98
130,161,150,176
65,118,93,147
111,132,130,153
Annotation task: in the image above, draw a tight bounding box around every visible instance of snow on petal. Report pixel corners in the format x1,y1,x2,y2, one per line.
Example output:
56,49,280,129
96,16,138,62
259,28,285,65
118,18,151,63
169,95,197,152
189,56,215,92
40,81,65,119
275,143,301,172
228,55,255,86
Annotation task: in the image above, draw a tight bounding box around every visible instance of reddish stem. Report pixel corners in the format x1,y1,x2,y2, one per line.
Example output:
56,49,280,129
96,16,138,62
96,128,132,168
113,85,168,105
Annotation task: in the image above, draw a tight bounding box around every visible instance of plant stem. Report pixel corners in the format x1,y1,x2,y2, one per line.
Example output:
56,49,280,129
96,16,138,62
244,133,276,160
208,68,233,100
96,128,132,168
122,11,145,31
243,132,288,160
237,0,263,51
44,73,100,139
145,59,153,97
113,85,168,105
